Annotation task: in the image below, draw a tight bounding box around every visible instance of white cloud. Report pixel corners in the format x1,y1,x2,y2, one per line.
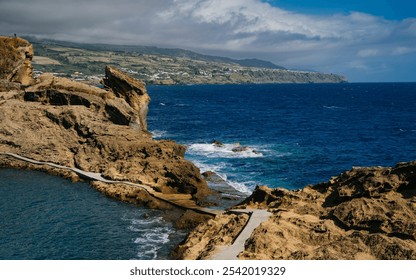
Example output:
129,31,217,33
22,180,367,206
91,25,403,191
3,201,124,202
159,1,394,45
0,0,415,81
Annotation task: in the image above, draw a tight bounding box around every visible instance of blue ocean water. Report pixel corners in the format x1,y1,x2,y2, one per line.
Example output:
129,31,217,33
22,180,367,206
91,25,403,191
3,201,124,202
0,168,186,260
147,83,416,193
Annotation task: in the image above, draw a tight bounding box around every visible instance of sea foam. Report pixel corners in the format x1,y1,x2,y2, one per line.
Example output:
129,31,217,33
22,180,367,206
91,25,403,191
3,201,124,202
187,143,263,158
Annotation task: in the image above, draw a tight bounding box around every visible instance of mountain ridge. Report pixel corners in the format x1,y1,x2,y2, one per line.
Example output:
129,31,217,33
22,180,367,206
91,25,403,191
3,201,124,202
24,36,286,70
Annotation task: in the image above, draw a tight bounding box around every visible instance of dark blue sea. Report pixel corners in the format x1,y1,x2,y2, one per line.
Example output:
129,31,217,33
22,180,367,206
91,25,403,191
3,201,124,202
147,83,416,193
1,83,415,259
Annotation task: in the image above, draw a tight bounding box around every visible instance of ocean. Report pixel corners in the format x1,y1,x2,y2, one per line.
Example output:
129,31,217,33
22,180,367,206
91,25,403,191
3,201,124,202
0,168,187,259
1,83,415,259
148,83,416,193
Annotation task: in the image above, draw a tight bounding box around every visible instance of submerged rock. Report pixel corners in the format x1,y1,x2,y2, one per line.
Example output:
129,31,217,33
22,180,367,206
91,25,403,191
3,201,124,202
211,140,224,147
231,146,250,153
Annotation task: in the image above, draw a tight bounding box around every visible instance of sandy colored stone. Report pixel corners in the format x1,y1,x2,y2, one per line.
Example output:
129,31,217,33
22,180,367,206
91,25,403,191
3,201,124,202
172,213,249,260
0,36,34,86
0,36,209,207
177,162,416,260
103,66,150,131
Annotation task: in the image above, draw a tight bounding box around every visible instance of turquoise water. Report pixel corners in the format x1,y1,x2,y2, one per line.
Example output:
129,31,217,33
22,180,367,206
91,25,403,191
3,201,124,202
0,168,186,260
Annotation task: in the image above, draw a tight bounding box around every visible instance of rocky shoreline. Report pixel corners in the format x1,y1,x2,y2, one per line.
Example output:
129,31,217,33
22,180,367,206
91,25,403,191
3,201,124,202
1,36,415,260
175,162,416,259
0,36,214,225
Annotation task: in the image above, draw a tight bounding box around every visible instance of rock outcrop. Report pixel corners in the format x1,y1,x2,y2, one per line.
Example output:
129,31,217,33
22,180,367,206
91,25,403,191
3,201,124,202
0,37,209,206
0,36,34,86
177,162,416,260
103,66,150,131
172,213,249,259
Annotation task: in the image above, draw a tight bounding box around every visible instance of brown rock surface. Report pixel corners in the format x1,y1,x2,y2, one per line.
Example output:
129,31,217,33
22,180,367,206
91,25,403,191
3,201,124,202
0,36,209,206
103,66,150,131
0,36,34,86
177,162,416,260
172,213,249,260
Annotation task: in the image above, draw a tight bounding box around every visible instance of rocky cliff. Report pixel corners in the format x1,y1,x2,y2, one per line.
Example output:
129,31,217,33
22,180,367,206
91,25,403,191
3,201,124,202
176,162,416,260
0,36,34,86
0,37,209,206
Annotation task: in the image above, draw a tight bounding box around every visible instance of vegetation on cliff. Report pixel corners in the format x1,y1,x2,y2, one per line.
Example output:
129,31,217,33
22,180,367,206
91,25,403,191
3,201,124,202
29,38,347,85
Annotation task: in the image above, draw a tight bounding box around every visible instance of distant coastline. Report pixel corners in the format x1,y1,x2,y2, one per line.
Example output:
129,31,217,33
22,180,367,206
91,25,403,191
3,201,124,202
28,37,347,85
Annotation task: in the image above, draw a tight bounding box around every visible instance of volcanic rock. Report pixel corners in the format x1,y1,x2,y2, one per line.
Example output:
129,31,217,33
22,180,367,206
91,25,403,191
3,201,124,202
0,36,209,206
103,66,150,131
177,162,416,260
211,140,224,147
0,36,34,86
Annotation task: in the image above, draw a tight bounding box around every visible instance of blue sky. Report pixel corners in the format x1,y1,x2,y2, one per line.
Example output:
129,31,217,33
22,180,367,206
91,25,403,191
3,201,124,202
0,0,415,82
265,0,415,20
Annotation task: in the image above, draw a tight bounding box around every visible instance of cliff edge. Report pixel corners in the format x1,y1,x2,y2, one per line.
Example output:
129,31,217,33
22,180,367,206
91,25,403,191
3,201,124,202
0,37,209,208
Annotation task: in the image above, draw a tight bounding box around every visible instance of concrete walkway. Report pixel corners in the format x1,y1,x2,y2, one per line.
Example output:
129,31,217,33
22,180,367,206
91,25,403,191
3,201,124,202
0,152,219,216
211,209,272,260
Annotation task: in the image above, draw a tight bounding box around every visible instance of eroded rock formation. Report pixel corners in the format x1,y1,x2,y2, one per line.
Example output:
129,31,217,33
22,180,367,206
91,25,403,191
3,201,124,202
172,213,249,259
177,162,416,260
0,36,34,86
103,66,150,131
0,37,209,205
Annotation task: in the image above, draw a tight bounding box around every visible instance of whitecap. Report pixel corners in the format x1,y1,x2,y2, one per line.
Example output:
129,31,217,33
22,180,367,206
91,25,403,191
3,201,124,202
129,219,175,260
189,161,253,194
188,159,228,173
159,103,166,106
187,143,263,159
226,180,252,194
127,216,164,225
136,244,158,260
133,227,173,244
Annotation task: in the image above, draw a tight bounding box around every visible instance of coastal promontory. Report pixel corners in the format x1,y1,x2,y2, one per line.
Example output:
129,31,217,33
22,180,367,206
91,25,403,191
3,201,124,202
0,36,209,210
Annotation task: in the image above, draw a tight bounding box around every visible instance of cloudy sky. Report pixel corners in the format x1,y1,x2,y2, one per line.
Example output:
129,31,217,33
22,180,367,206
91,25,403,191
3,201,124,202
1,0,415,82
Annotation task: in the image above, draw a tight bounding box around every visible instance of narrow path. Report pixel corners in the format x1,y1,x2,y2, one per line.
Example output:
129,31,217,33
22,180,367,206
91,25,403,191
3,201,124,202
0,152,271,259
211,209,272,260
0,152,219,216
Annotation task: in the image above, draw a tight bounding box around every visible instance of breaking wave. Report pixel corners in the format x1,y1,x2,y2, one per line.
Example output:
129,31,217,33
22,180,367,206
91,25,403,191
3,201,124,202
187,143,263,158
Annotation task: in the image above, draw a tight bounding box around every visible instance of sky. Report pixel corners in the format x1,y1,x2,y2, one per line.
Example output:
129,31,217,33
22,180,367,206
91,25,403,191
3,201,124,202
0,0,415,82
